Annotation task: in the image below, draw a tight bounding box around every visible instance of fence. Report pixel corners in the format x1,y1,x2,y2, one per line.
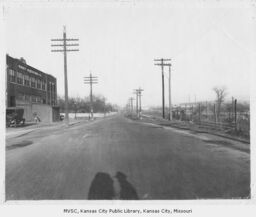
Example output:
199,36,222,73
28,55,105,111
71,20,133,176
172,100,250,138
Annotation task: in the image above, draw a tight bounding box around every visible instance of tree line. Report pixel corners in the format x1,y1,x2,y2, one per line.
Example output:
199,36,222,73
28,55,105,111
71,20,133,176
57,95,117,113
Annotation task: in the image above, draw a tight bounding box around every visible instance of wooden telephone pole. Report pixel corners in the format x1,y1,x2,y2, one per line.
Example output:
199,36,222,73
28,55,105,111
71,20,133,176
154,58,171,119
84,73,98,120
134,88,144,119
133,90,138,116
167,63,172,121
129,97,135,114
51,26,79,125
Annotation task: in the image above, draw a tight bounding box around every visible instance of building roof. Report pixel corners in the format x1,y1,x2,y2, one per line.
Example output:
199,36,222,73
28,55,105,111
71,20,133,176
6,54,56,80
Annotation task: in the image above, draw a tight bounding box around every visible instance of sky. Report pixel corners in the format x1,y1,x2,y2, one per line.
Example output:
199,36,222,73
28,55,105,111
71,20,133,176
3,0,255,107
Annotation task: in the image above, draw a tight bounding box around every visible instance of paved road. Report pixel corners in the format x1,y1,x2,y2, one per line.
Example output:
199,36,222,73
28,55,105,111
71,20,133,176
6,114,250,200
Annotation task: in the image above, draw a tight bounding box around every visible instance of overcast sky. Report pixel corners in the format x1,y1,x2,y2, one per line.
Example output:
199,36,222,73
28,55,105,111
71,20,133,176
4,0,255,107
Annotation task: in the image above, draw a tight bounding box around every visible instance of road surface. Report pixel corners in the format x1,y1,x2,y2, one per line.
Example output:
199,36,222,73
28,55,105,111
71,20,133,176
6,114,250,200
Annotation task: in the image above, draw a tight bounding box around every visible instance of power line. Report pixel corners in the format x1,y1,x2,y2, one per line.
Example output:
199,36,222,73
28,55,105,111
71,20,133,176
51,26,79,126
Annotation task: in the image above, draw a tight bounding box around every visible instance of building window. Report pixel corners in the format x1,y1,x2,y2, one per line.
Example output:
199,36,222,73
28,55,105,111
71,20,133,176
42,80,46,90
31,77,36,88
31,95,36,103
17,72,23,85
17,93,24,101
52,83,55,92
8,69,16,82
36,96,42,103
37,79,42,89
24,75,30,86
25,94,30,102
10,96,16,107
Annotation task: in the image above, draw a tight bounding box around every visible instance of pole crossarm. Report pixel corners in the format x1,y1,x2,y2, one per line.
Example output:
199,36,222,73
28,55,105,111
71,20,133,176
51,26,79,126
154,58,171,61
51,44,79,47
84,83,98,84
51,44,64,47
154,63,171,66
65,44,79,46
64,39,79,41
51,49,80,52
51,38,79,41
84,80,98,81
51,50,65,52
134,89,144,94
84,77,98,78
66,49,80,52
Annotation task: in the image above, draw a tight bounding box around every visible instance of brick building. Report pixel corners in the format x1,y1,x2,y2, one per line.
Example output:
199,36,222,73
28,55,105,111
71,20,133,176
6,55,59,122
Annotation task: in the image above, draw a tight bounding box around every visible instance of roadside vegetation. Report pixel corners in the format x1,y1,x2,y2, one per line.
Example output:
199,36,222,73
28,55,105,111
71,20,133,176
57,95,118,113
143,87,250,140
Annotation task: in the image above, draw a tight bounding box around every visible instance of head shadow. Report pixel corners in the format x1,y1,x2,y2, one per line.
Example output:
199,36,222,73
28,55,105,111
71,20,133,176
88,172,115,200
115,171,139,200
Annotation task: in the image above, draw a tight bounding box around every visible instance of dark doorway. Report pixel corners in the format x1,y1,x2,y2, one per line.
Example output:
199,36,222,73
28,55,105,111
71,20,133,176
10,96,16,107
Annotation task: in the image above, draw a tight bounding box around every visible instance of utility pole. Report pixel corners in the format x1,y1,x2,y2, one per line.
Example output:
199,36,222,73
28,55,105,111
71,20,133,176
51,26,79,126
167,63,172,121
138,88,144,117
74,102,77,119
126,99,130,113
234,98,237,130
154,58,171,119
133,90,138,117
84,73,98,120
129,97,134,115
134,88,144,119
232,96,234,121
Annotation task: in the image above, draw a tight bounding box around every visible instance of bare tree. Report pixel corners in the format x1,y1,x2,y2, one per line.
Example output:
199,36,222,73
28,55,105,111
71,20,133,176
213,86,227,122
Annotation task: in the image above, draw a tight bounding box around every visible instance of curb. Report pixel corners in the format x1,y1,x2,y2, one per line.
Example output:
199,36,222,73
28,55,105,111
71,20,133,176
6,129,37,139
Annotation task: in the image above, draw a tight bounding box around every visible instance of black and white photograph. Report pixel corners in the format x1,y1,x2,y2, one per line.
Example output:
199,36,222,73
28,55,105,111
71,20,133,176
0,0,255,216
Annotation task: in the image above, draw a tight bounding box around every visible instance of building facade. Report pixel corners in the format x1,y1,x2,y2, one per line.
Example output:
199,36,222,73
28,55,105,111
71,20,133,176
6,55,59,122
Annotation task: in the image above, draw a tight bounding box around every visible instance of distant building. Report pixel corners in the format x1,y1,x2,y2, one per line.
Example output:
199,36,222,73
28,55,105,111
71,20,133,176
6,55,59,122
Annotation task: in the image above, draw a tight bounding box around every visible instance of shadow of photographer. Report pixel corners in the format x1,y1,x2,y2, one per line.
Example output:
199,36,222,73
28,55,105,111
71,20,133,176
88,171,138,200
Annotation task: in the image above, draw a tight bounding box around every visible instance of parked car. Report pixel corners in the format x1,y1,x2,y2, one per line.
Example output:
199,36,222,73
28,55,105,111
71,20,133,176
6,107,25,127
60,114,65,121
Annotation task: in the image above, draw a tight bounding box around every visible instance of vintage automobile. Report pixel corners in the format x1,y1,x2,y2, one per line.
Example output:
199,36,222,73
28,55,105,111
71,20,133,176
6,107,26,127
60,114,65,121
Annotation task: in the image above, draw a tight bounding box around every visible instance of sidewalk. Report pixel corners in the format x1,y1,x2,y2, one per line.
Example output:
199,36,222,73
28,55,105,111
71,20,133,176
6,118,85,139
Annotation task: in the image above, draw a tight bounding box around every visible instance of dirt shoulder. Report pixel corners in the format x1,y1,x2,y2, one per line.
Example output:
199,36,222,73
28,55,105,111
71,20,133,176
126,114,250,154
139,114,250,144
